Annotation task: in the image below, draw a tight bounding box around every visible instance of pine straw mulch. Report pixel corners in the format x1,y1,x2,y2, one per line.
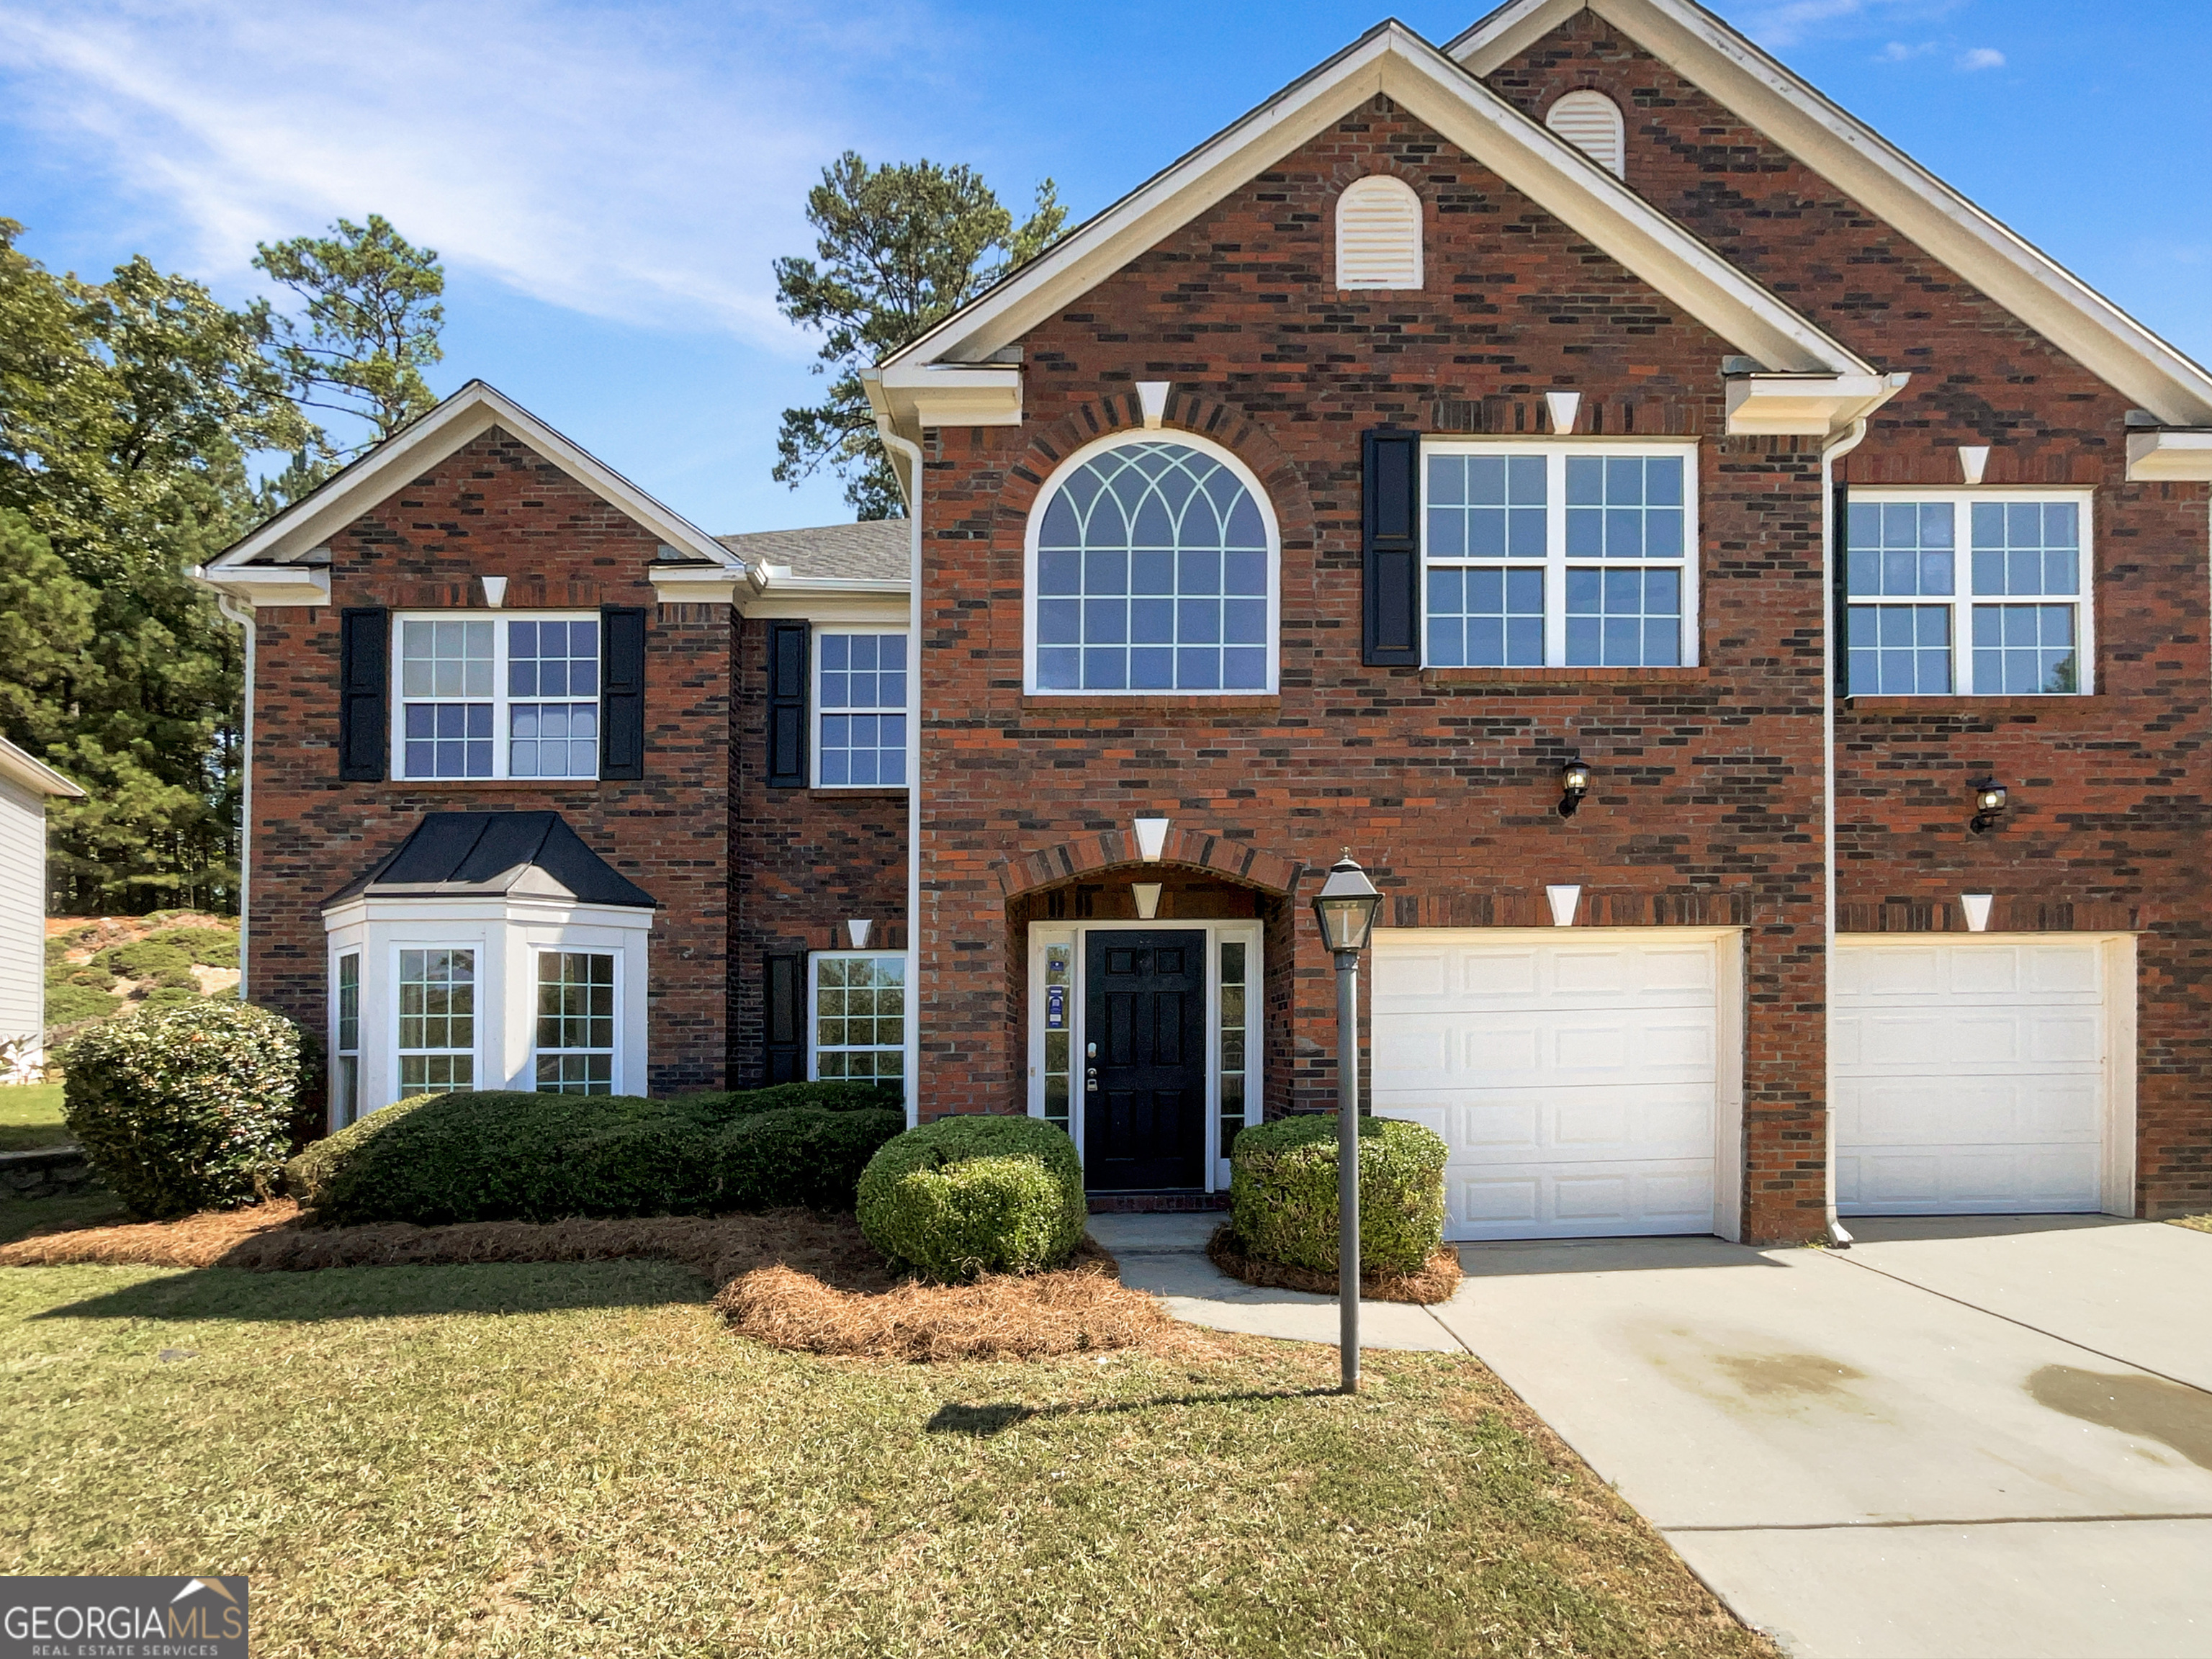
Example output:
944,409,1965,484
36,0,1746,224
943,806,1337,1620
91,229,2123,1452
0,1201,1197,1363
1206,1223,1463,1305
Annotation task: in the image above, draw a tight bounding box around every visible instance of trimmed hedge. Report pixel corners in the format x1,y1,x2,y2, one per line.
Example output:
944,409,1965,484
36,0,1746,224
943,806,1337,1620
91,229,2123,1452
283,1080,902,1226
62,999,305,1220
1228,1112,1447,1276
856,1115,1087,1282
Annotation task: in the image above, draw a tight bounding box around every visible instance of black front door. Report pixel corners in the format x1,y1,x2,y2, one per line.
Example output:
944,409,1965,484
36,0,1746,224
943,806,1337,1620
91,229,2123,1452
1084,930,1208,1190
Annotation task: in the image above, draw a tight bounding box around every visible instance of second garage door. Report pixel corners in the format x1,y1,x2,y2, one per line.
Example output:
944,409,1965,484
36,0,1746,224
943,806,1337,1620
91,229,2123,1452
1370,930,1731,1241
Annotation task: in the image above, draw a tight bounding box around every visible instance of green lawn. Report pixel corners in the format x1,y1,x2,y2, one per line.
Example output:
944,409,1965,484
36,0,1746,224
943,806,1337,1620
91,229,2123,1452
0,1233,1770,1658
2174,1214,2211,1235
0,1082,67,1153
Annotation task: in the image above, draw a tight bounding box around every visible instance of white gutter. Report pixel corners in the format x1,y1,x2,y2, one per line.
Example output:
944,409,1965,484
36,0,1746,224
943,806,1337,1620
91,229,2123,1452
874,427,926,1132
212,586,256,1003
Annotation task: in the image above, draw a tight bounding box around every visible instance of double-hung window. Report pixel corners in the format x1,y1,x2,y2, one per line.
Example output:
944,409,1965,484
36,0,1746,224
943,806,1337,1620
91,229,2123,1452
397,947,475,1095
810,952,905,1089
1422,441,1699,668
815,632,907,787
535,950,616,1094
1845,493,2090,696
397,616,601,780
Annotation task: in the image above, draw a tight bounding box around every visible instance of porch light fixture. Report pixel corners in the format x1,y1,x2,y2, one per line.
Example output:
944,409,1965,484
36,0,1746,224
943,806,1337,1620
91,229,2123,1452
1310,850,1383,1395
1131,882,1163,921
1970,781,2008,835
1557,757,1592,818
1132,817,1170,862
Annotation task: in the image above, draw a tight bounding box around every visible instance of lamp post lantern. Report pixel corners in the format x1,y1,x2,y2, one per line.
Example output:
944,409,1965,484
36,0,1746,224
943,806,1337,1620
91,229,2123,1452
1310,850,1383,1394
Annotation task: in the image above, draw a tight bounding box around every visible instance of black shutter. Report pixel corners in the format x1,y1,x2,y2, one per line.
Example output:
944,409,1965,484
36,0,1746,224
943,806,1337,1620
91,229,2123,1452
338,606,388,781
1833,477,1852,700
767,621,809,788
1362,428,1422,665
764,953,805,1083
599,605,647,781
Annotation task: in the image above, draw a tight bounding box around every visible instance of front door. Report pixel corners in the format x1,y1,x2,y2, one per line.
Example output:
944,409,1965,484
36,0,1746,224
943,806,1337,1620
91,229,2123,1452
1084,930,1208,1190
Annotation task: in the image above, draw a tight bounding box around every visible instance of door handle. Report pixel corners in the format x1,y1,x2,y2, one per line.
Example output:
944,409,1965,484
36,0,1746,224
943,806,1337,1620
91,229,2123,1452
1085,1066,1099,1093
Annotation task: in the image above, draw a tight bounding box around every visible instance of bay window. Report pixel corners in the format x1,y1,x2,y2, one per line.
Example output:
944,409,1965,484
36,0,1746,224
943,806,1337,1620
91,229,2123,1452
535,951,617,1094
397,947,476,1095
1422,441,1698,668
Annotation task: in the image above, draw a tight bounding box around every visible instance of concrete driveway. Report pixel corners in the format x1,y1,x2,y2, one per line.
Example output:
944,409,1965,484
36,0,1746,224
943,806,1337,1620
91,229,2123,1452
1431,1217,2212,1659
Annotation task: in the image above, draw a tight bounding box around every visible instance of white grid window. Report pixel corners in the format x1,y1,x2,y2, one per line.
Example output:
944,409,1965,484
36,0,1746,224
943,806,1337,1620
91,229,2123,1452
816,633,907,787
397,947,475,1096
811,952,904,1091
397,614,600,780
333,952,360,1128
1423,441,1698,668
535,950,615,1094
1846,493,2090,696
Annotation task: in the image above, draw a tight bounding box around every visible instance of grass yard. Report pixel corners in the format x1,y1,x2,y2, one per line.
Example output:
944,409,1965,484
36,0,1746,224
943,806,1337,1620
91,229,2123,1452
0,1203,1771,1659
0,1082,68,1153
2174,1214,2211,1235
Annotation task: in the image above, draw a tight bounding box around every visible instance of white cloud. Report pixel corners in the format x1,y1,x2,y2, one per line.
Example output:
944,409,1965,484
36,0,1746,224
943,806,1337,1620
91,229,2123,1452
0,0,952,353
1876,40,1936,61
1957,46,2007,71
1735,0,1965,50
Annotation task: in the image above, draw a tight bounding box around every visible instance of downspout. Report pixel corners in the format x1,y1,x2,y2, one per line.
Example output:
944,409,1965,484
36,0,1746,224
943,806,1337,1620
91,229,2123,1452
1818,418,1869,1250
212,585,256,1004
875,423,925,1132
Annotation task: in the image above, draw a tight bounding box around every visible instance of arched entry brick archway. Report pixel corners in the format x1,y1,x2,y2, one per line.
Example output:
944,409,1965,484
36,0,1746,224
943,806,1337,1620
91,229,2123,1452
992,825,1304,903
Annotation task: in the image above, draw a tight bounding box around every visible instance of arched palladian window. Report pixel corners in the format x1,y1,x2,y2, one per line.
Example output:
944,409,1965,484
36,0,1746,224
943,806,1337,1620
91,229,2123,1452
1546,89,1626,177
1335,174,1422,289
1028,436,1277,693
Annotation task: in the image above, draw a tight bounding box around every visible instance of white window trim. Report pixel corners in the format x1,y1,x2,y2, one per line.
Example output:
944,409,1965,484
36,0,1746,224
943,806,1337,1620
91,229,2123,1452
1845,486,2096,697
1421,436,1702,670
390,609,603,783
806,949,907,1087
323,895,652,1120
1026,918,1264,1192
530,947,622,1094
811,628,912,790
331,950,361,1130
1022,429,1282,697
392,942,482,1097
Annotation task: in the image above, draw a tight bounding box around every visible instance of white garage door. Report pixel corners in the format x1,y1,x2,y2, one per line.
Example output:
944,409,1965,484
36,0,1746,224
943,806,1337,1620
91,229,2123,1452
1833,937,2114,1215
1370,930,1725,1241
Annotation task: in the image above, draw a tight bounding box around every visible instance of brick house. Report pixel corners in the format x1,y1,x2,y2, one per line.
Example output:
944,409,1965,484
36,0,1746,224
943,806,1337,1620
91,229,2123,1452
199,0,2212,1245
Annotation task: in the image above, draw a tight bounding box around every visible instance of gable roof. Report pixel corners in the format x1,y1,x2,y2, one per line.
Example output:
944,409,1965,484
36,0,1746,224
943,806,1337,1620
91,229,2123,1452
323,811,657,911
202,381,737,577
877,19,1873,392
1448,0,2212,426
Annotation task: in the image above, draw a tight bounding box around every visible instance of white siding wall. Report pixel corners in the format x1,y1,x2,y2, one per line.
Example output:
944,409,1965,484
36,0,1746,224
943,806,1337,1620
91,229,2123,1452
0,775,48,1055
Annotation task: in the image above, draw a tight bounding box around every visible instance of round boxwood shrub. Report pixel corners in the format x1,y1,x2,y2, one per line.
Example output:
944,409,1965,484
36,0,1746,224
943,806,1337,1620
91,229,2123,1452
856,1115,1086,1282
62,999,304,1219
1229,1112,1447,1275
283,1080,902,1226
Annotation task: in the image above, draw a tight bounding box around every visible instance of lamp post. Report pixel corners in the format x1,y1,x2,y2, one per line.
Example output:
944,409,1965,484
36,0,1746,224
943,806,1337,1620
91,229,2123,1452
1310,850,1383,1395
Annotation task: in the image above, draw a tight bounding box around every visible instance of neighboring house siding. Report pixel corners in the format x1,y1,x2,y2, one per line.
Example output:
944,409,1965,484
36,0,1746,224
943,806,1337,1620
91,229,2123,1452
1488,15,2212,1218
729,615,907,1087
914,100,1835,1241
0,775,45,1051
246,427,733,1094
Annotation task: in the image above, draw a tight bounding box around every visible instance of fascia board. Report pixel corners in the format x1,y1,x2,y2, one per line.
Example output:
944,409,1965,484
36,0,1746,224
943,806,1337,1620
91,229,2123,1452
0,737,85,799
875,364,1023,429
207,383,738,574
649,565,743,605
193,563,333,609
1724,371,1908,436
2126,430,2212,482
885,23,1863,377
1444,0,1581,74
738,593,911,624
319,892,655,930
1455,0,2212,424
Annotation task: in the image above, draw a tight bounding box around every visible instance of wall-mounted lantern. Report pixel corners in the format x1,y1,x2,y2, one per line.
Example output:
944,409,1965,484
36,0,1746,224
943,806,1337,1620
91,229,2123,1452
1557,757,1593,818
1969,781,2008,835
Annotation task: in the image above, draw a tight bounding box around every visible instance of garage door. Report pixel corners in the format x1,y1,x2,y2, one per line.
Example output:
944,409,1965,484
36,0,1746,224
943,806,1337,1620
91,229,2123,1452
1833,937,2114,1215
1370,930,1725,1241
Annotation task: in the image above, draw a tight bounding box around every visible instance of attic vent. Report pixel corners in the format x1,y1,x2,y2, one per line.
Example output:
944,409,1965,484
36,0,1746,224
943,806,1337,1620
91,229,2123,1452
1335,175,1422,289
1545,89,1626,177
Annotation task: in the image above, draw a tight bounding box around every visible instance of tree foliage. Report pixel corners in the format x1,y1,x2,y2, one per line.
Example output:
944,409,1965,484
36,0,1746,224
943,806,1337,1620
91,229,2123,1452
773,153,1064,518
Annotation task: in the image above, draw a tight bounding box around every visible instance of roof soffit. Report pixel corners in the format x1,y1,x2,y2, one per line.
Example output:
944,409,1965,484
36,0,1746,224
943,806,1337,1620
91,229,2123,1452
882,21,1867,381
1449,0,2212,425
203,381,737,575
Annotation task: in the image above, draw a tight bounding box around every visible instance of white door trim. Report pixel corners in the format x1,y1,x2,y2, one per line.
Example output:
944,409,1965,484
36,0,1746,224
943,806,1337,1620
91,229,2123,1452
1026,918,1263,1192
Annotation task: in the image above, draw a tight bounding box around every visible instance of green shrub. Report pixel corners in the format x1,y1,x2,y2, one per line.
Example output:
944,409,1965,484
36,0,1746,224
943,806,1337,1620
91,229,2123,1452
59,966,116,991
713,1106,904,1212
284,1080,902,1226
96,940,192,981
42,983,117,1027
140,926,240,966
1228,1113,1447,1276
140,986,203,1008
856,1115,1086,1282
61,999,304,1219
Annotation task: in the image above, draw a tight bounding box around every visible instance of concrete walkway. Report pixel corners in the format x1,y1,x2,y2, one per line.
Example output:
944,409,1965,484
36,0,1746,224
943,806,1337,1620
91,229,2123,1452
1097,1211,2212,1659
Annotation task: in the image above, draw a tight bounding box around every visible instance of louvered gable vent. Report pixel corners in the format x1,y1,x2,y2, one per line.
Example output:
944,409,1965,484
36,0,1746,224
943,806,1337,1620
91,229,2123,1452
1545,90,1625,178
1335,175,1422,290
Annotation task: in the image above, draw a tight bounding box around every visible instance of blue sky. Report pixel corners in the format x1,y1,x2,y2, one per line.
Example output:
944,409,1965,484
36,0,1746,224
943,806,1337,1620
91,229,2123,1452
4,1,2208,534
